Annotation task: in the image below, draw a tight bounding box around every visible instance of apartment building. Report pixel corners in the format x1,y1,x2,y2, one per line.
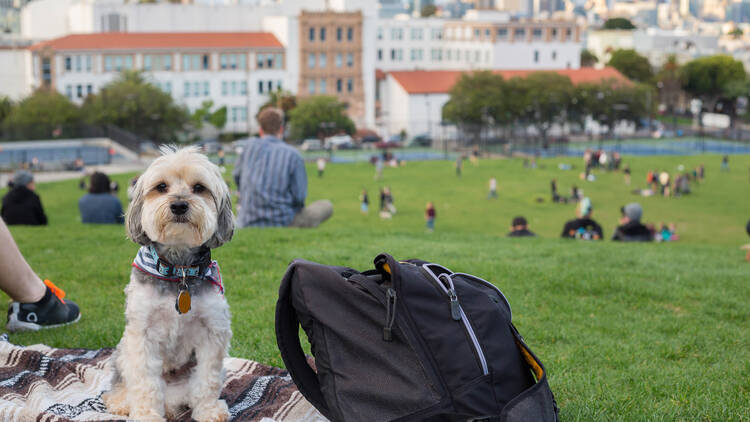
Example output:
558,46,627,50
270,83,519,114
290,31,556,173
298,10,367,127
376,17,582,72
29,32,286,133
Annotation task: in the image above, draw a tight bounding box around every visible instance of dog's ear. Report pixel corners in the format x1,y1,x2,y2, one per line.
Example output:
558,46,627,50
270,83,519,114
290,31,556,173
205,187,234,249
125,178,151,245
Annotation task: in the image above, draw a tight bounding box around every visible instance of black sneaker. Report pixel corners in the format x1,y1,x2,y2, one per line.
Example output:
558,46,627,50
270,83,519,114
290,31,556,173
6,280,81,332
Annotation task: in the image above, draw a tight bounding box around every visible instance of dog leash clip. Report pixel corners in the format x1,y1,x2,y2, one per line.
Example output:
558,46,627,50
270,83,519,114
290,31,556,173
176,269,192,314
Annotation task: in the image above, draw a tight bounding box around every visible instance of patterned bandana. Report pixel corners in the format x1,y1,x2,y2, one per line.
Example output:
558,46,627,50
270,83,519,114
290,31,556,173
132,245,224,294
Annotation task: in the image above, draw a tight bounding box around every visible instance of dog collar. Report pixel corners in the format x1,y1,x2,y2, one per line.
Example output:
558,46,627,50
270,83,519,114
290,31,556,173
132,245,224,294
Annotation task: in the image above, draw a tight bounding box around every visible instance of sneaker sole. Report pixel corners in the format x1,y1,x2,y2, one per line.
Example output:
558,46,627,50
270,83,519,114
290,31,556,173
6,312,82,333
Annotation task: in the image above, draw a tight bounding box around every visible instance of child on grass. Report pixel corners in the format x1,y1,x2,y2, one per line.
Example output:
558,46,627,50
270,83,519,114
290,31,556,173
359,189,369,214
425,202,436,232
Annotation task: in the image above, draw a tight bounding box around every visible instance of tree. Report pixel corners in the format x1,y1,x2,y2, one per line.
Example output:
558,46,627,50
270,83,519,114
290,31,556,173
0,96,11,125
81,71,189,143
680,55,748,112
190,100,226,130
3,89,80,139
287,96,355,141
516,72,574,142
580,49,598,68
421,4,438,17
607,49,654,84
656,54,681,123
575,79,652,136
729,28,743,39
442,71,507,142
259,89,297,123
602,17,636,30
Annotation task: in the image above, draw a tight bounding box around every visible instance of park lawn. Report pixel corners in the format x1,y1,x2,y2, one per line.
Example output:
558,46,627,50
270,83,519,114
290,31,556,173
2,153,749,420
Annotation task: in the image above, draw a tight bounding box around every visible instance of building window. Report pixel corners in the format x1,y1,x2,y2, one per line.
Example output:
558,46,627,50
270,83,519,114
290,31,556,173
143,54,172,71
391,48,402,61
308,53,316,69
446,49,452,61
275,53,283,69
336,78,342,93
86,55,92,72
76,84,83,98
221,81,228,96
337,27,342,41
64,56,72,71
193,81,201,97
552,51,557,61
474,28,480,39
534,50,539,63
319,53,327,68
346,78,353,93
391,49,396,60
514,28,525,39
220,53,247,70
182,54,209,71
308,79,315,94
336,53,343,68
183,81,190,97
551,28,558,39
163,82,171,94
566,28,573,39
203,81,209,96
239,81,247,95
86,84,93,95
485,28,490,37
410,48,421,61
391,27,402,40
432,48,442,61
257,54,265,69
377,26,383,40
320,27,326,41
266,55,273,68
277,80,282,90
104,55,133,72
346,53,353,67
144,55,152,71
411,27,423,40
309,27,315,41
377,49,383,61
228,81,236,95
347,27,353,41
231,107,247,123
65,85,72,99
320,78,327,93
474,50,481,62
259,80,265,94
533,28,542,39
497,28,508,39
431,28,442,40
267,80,273,92
75,56,82,72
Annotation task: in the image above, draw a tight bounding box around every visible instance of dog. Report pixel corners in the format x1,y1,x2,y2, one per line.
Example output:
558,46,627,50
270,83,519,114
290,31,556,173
103,146,235,422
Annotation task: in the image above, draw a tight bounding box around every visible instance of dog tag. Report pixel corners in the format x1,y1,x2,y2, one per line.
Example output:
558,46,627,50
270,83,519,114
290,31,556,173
176,289,191,314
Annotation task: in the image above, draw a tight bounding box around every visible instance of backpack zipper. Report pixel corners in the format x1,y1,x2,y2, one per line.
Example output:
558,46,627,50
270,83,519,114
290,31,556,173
422,266,489,376
383,287,397,341
452,272,512,320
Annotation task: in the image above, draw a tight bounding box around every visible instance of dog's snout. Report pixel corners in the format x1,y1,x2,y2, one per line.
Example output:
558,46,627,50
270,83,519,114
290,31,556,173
170,200,189,215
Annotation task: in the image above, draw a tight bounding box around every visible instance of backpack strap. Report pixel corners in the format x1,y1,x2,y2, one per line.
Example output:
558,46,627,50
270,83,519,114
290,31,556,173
275,260,332,419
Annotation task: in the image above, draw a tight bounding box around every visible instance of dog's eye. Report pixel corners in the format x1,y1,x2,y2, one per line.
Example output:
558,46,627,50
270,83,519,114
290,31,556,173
155,183,168,193
193,183,206,194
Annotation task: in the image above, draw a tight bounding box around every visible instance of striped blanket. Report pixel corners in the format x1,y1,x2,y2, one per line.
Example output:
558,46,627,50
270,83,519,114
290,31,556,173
0,334,326,422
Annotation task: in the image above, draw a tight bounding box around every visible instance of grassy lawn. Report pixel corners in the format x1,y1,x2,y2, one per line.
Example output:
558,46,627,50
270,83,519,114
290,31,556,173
2,153,749,420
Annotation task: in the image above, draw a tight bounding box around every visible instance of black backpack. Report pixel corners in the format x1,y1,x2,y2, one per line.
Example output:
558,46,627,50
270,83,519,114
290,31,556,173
276,253,559,422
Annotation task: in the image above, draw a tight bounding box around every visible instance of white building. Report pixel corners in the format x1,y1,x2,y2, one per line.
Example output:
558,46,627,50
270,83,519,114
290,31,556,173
29,32,286,133
379,67,627,137
376,15,582,71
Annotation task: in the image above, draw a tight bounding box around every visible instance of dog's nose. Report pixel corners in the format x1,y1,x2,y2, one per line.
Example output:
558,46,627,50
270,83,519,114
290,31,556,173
170,201,189,215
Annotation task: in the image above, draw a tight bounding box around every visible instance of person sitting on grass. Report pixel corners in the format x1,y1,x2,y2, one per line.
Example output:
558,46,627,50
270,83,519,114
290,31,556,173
507,216,536,237
612,203,653,242
79,172,124,224
233,107,333,228
1,170,47,226
1,219,80,332
561,197,603,240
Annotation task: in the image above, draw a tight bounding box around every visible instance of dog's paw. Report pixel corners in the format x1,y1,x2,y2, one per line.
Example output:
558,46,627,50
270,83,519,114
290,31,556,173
128,410,166,422
192,399,229,422
102,388,129,416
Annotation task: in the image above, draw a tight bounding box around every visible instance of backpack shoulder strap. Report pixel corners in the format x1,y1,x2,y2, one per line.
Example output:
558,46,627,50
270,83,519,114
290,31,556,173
275,260,331,419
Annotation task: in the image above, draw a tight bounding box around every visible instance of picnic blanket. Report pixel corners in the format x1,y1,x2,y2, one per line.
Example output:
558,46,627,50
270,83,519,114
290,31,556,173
0,334,327,422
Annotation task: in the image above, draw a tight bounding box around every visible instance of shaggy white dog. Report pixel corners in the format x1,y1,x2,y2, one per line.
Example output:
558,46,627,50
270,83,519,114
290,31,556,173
104,146,235,422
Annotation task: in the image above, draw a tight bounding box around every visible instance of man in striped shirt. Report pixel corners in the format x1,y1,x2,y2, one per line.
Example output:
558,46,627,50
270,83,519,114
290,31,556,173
234,108,333,228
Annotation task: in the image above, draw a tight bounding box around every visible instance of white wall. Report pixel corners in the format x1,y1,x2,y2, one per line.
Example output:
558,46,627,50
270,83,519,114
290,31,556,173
492,41,580,69
0,48,32,100
406,92,449,138
20,0,76,39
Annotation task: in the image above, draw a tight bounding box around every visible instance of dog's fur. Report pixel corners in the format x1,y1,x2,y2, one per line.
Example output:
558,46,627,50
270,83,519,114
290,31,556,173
103,147,235,422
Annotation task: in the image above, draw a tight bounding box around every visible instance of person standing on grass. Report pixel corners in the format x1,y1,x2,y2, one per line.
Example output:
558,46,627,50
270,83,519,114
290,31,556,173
374,157,384,181
233,107,333,228
0,219,80,332
316,157,326,178
623,165,631,185
455,156,463,176
488,177,498,199
561,197,603,240
507,216,536,237
1,171,47,226
425,202,436,232
721,155,729,172
359,189,369,214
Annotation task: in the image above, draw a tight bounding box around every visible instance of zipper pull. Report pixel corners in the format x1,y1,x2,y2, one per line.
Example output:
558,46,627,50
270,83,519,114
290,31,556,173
448,288,461,321
383,288,397,341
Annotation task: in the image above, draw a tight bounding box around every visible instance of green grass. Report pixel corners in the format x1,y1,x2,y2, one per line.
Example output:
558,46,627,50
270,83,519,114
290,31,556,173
2,154,750,420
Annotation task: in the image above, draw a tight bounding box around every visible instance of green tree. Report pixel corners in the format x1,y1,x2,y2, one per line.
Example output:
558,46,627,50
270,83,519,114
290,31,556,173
421,4,438,17
680,55,747,112
516,72,575,141
190,100,227,130
602,17,636,30
580,49,598,67
607,49,654,84
3,89,80,139
442,72,507,141
81,71,189,143
287,96,355,141
0,96,11,125
576,79,652,136
729,27,743,39
259,89,297,123
656,54,682,119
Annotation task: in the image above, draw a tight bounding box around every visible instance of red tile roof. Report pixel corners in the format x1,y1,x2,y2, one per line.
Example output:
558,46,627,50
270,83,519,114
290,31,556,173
389,67,629,94
30,32,283,51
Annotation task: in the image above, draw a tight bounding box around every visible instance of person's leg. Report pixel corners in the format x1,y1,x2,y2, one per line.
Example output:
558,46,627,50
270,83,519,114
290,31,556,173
0,219,45,303
289,200,334,228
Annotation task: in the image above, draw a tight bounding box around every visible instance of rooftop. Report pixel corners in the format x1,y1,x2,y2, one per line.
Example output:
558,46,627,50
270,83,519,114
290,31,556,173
388,67,629,94
30,32,283,52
